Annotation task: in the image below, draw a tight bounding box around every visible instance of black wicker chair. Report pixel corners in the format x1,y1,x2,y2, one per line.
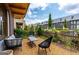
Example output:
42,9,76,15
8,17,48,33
38,36,52,54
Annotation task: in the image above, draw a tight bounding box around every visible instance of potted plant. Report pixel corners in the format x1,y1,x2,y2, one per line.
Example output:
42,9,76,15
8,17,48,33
14,28,24,38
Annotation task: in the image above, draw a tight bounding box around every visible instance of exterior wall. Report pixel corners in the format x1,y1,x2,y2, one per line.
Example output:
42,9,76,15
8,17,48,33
53,22,64,29
14,19,25,29
0,4,14,38
0,4,4,39
2,5,8,37
7,9,14,36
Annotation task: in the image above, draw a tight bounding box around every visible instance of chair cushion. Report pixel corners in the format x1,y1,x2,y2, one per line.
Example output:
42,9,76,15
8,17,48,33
38,36,52,48
0,40,5,51
28,35,37,41
39,42,49,48
7,34,15,40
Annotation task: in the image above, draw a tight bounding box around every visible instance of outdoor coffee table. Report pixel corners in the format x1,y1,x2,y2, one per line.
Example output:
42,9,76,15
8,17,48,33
28,35,36,48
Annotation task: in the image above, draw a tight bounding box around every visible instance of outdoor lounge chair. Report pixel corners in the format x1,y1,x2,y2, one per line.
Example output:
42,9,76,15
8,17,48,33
27,35,37,48
38,36,52,54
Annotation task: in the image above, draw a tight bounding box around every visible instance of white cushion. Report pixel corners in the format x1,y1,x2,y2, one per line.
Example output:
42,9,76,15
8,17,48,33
7,34,15,40
28,35,37,41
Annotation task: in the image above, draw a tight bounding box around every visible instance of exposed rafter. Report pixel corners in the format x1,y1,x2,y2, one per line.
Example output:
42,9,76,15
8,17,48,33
9,4,26,9
12,11,24,15
8,3,30,19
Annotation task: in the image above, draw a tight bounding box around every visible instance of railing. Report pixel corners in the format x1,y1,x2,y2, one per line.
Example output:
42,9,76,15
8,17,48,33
43,31,79,51
43,31,79,40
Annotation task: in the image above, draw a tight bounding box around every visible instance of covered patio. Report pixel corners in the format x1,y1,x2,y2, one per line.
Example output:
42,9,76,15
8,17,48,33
0,3,79,55
0,3,30,55
0,3,30,37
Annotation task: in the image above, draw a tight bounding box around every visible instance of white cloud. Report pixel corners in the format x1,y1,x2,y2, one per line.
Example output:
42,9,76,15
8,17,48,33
55,0,79,10
33,15,37,17
27,8,37,18
61,4,79,14
28,0,79,4
27,3,50,19
25,18,48,25
67,8,79,14
34,0,79,14
27,9,32,16
27,0,79,15
54,0,79,14
29,3,49,10
28,0,79,9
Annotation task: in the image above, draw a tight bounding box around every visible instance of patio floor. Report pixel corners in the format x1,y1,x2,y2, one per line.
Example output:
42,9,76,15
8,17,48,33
13,37,79,55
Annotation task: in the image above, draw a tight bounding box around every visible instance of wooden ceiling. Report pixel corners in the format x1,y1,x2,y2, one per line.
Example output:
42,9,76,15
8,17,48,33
8,3,30,19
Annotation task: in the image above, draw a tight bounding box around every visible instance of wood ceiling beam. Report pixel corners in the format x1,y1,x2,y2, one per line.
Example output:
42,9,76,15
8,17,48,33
9,4,26,10
12,11,24,15
6,3,30,19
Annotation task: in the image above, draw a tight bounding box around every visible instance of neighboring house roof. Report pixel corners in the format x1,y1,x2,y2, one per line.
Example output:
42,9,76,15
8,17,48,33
53,13,79,23
36,13,79,25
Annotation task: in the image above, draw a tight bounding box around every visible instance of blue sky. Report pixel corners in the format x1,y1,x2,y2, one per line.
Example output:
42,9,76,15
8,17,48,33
25,1,79,25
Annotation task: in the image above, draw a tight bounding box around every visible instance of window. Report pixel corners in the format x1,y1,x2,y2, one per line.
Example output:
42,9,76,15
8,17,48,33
70,25,74,29
60,18,62,21
77,20,79,24
77,25,79,29
74,21,76,24
0,17,2,35
71,21,74,24
16,22,23,28
71,16,74,19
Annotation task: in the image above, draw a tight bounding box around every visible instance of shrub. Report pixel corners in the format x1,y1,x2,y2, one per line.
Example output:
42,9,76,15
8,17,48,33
22,30,28,37
53,32,61,42
64,39,73,48
71,40,79,50
29,25,35,35
37,26,44,36
52,29,60,33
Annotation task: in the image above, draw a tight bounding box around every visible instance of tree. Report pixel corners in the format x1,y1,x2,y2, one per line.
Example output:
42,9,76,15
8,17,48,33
63,19,67,28
35,24,39,32
24,25,28,31
29,25,35,35
53,32,60,42
37,25,43,36
48,13,52,29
